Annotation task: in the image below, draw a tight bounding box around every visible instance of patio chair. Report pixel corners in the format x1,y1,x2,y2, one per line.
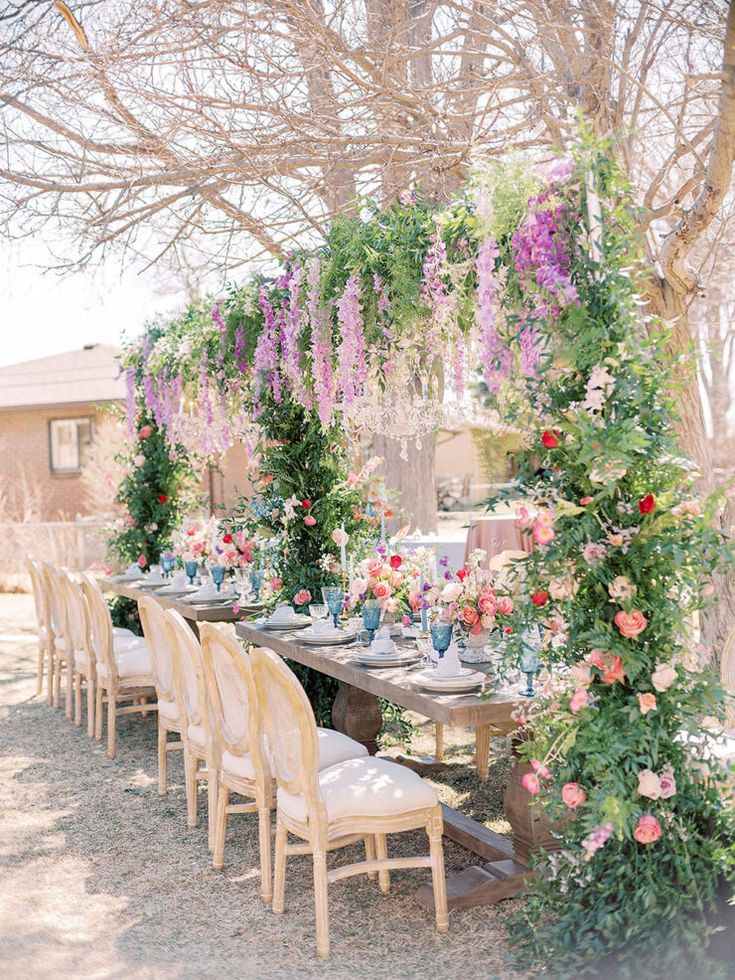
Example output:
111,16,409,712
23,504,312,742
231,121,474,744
80,572,157,759
41,562,73,714
59,571,97,736
251,645,449,958
138,596,184,796
26,558,51,697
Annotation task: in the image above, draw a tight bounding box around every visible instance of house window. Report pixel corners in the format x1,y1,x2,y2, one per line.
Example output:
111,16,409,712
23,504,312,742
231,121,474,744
49,418,93,474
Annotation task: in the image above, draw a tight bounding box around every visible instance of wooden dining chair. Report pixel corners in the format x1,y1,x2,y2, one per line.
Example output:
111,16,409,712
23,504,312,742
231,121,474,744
199,623,274,899
251,645,449,958
165,609,219,849
57,571,98,736
80,573,157,759
26,558,51,697
138,596,184,795
41,562,74,715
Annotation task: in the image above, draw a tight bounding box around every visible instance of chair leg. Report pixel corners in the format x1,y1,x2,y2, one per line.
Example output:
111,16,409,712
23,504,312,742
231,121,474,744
435,722,444,761
94,684,104,741
46,648,54,705
52,658,61,709
86,677,95,739
374,834,390,893
364,835,378,881
312,849,330,958
107,691,116,759
74,672,83,727
36,643,44,696
157,724,168,795
258,805,273,905
64,659,73,721
428,811,449,934
207,770,219,852
212,784,229,871
184,750,198,828
272,815,288,914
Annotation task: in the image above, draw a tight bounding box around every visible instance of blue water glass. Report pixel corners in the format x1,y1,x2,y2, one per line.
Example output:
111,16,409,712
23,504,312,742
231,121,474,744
161,555,175,579
322,586,344,628
211,566,226,593
250,570,265,600
361,602,381,645
519,646,540,697
184,560,199,585
430,623,453,660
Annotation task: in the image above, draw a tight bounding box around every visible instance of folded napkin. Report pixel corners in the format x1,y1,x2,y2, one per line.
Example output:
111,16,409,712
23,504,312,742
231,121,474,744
268,603,298,624
311,619,338,635
372,626,396,655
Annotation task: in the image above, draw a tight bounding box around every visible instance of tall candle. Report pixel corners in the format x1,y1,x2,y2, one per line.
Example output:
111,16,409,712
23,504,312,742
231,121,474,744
419,574,428,632
340,523,347,571
380,510,386,542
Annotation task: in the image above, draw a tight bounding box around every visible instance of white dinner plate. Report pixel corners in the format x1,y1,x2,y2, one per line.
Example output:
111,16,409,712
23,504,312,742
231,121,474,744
184,595,235,606
413,668,485,693
255,616,311,631
135,580,166,590
352,650,421,668
299,628,359,646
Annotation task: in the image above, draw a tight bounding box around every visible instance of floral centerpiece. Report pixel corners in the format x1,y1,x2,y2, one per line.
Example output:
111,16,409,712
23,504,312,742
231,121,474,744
349,549,418,618
431,549,515,642
172,518,213,565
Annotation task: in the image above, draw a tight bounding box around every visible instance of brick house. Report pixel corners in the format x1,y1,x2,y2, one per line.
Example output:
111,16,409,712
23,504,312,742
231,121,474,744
0,344,126,520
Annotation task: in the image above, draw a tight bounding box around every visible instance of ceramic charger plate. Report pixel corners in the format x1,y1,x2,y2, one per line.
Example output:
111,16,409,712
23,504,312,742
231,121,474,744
352,649,421,668
256,614,311,631
413,667,485,693
135,579,167,590
299,626,360,646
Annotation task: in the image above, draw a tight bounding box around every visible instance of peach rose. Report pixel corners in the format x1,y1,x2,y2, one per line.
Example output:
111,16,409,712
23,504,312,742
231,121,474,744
373,581,393,601
561,782,587,809
481,613,496,630
601,655,625,685
637,769,661,800
633,814,662,845
293,589,312,606
571,662,593,688
614,609,648,638
651,663,677,692
366,558,383,576
587,649,607,670
638,692,657,715
461,605,479,627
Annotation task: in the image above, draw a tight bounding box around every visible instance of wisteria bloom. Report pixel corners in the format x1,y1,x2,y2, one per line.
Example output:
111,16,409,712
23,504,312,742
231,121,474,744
336,275,367,405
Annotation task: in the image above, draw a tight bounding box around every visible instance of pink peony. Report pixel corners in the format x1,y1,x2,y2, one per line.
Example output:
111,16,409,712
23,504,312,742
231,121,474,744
638,692,657,715
384,596,398,613
637,769,662,800
521,772,541,795
481,612,496,630
569,688,590,714
304,515,317,527
614,609,648,638
633,814,662,845
561,782,586,809
478,593,497,615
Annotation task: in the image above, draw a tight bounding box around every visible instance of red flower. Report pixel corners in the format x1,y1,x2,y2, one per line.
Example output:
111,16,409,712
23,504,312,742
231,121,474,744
389,555,402,570
302,499,311,509
638,493,656,515
137,554,147,569
457,568,468,581
541,430,559,449
222,533,233,544
531,591,549,607
158,494,168,504
138,425,153,440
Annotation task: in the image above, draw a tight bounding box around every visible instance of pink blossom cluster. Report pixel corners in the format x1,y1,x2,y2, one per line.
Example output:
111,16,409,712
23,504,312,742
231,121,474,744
254,287,283,411
336,275,367,405
476,236,511,391
308,259,336,426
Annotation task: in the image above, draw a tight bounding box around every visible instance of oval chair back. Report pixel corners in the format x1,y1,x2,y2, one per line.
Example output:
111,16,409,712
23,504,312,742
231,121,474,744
60,572,91,667
80,572,117,685
250,646,321,811
42,562,69,650
200,624,269,785
138,595,177,706
26,558,50,638
165,610,210,753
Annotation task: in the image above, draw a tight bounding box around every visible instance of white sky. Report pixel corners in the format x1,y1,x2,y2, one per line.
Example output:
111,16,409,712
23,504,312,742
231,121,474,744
0,238,195,367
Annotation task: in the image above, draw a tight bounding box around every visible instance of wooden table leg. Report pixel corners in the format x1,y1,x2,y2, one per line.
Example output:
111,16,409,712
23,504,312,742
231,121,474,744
435,722,444,761
331,681,382,755
475,723,492,781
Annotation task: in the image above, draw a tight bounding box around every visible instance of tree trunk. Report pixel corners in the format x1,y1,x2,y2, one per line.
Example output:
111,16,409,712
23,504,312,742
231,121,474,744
373,433,438,535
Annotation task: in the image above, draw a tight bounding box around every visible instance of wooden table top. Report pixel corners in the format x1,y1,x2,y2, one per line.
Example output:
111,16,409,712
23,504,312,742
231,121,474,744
101,578,243,624
235,621,522,729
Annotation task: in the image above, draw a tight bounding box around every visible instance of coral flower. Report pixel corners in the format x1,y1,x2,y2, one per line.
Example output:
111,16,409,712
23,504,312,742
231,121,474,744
634,814,662,845
138,425,153,440
521,772,541,795
638,692,657,715
303,515,317,527
601,655,625,685
614,609,648,638
561,782,587,809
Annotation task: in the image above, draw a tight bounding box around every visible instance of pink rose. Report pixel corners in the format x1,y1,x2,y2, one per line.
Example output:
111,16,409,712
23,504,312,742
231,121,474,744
478,593,497,615
569,688,590,714
614,609,647,638
137,554,147,569
658,764,676,799
651,663,677,692
366,558,383,576
601,655,625,685
270,576,282,591
521,772,540,795
408,590,422,612
461,605,479,627
496,596,514,615
637,769,661,800
373,581,393,601
633,814,662,845
561,782,586,809
390,571,404,588
138,425,153,440
303,515,317,527
638,693,657,715
293,589,312,606
587,649,607,669
530,758,551,779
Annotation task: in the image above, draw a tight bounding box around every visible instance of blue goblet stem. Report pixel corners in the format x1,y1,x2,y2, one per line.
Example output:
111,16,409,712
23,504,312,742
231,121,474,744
211,566,226,593
184,560,198,585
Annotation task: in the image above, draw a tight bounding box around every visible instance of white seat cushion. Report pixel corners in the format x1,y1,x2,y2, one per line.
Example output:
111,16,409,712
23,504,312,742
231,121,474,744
158,698,179,722
277,756,438,825
97,638,152,681
112,626,135,638
221,727,368,784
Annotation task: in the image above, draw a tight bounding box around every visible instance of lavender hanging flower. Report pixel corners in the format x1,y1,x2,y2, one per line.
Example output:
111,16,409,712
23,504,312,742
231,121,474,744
308,258,335,426
336,274,366,405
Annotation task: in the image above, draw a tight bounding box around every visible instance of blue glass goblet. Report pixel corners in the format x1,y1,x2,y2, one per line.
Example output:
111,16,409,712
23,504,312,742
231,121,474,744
250,570,265,600
519,641,541,697
322,586,344,628
361,602,381,645
184,560,199,586
211,566,226,593
430,623,453,660
161,554,175,579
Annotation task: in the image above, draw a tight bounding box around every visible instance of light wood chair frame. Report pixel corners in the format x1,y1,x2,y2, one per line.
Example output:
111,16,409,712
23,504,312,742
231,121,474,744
138,596,184,795
251,645,449,958
165,609,218,849
80,573,157,759
200,624,274,902
26,558,51,697
59,572,98,737
41,561,73,712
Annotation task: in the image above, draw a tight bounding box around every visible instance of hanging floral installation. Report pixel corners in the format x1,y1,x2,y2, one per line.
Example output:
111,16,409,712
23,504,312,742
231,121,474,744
119,133,734,975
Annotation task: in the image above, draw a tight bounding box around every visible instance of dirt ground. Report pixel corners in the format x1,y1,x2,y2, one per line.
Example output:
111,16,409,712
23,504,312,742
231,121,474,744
0,593,525,979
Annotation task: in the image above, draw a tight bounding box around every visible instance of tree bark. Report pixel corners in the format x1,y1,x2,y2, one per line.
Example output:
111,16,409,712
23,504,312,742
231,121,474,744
373,433,438,534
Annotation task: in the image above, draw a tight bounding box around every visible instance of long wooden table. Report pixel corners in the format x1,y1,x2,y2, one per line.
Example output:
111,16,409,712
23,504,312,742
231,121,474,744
103,578,242,634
